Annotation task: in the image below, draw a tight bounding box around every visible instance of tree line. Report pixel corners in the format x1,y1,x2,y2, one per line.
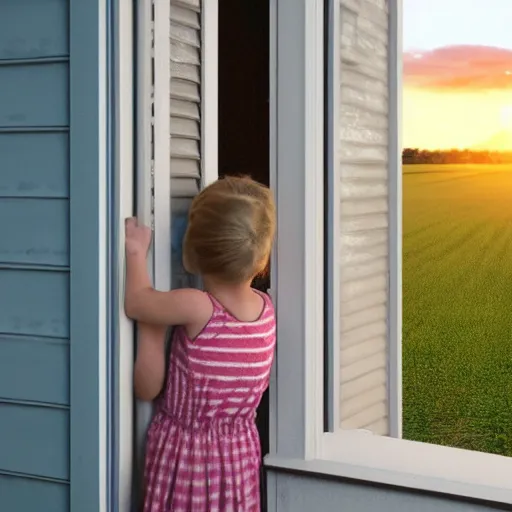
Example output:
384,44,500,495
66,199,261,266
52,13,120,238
402,148,512,165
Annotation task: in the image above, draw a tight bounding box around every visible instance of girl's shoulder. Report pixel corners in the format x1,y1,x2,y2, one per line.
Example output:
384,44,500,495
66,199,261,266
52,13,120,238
176,288,214,340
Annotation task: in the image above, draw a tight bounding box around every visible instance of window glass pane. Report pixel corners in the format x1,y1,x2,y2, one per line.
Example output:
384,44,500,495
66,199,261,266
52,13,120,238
403,0,512,456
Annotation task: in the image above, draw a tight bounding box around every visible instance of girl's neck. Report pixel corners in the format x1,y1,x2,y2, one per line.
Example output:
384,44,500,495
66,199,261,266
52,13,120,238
202,275,253,297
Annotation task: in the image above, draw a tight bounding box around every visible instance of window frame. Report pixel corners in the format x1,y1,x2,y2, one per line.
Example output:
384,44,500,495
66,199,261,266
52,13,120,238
266,0,512,506
201,0,219,188
132,0,155,503
112,0,135,509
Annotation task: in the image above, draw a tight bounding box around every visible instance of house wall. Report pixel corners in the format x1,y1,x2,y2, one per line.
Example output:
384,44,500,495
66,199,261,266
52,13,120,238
0,1,70,509
0,1,112,510
269,472,508,512
337,0,390,434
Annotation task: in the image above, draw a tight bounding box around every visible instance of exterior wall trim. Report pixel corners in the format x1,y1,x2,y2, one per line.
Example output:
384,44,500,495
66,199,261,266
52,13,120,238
69,0,109,510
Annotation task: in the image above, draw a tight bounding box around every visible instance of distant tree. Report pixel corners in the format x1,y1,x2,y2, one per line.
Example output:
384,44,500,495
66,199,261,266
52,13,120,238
402,148,512,165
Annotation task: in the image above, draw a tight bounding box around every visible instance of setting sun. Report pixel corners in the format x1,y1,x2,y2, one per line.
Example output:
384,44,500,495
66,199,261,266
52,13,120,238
500,105,512,129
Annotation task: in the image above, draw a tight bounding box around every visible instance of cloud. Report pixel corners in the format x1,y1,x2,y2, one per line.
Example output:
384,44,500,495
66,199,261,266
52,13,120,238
403,45,512,90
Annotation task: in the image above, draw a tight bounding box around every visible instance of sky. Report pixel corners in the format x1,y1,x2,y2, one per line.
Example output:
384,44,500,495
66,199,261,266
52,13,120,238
403,0,512,150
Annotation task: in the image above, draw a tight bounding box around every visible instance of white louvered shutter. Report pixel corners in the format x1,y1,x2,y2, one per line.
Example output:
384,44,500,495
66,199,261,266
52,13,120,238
338,0,391,436
170,0,202,288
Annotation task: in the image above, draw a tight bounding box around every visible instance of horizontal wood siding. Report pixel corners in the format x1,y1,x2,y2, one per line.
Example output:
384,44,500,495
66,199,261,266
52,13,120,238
0,0,70,509
170,0,202,288
339,0,390,435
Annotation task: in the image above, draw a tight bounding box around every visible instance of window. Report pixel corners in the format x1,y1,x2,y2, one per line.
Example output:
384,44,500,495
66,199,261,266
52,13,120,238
266,0,512,506
402,0,512,457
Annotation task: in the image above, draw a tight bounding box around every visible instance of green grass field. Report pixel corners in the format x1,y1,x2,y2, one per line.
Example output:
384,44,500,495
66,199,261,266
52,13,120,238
403,163,512,456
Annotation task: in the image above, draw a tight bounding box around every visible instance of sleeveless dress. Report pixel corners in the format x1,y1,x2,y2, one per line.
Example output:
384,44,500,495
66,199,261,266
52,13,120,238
143,290,276,512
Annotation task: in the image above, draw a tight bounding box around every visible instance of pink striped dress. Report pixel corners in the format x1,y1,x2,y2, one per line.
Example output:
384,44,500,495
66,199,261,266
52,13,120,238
143,290,276,512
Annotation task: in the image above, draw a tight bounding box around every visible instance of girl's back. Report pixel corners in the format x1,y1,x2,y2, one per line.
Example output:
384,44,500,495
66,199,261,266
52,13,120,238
145,290,275,511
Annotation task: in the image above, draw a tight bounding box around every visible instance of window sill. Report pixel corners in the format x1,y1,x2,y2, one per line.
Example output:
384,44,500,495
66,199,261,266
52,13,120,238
265,431,512,506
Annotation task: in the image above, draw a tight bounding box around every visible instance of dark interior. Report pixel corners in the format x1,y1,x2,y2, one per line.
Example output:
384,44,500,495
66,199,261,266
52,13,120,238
218,0,270,508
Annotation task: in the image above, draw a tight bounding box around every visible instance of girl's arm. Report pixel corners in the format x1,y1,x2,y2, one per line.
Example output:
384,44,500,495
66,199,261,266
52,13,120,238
124,218,211,326
134,323,167,401
125,250,209,325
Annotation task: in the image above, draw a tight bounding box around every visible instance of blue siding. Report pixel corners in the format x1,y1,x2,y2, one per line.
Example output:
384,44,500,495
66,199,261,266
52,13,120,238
0,0,70,509
0,475,68,512
0,0,68,60
0,404,69,479
0,64,69,127
0,200,69,266
0,132,69,198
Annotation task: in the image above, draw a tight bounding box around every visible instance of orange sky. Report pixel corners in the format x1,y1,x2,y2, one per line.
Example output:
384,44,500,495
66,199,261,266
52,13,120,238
403,46,512,151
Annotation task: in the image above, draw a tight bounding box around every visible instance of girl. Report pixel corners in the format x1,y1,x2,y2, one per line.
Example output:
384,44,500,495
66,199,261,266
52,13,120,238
125,176,277,512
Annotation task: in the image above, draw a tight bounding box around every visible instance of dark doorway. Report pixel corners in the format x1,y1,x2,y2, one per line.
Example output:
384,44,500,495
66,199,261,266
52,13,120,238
218,0,270,509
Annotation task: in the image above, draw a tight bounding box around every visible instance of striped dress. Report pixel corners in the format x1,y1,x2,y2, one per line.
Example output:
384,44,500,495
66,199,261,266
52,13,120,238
143,290,276,512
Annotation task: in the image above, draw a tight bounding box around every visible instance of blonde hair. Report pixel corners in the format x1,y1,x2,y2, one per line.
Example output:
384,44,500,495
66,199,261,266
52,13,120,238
183,176,276,283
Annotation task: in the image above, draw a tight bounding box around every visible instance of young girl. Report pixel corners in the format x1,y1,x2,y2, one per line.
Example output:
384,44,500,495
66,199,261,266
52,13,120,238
125,176,277,512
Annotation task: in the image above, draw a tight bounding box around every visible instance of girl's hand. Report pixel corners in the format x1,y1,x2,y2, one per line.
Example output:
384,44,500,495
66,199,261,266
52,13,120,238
125,217,152,256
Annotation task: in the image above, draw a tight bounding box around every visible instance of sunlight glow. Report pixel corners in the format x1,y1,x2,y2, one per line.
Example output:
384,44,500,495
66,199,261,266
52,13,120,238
500,105,512,129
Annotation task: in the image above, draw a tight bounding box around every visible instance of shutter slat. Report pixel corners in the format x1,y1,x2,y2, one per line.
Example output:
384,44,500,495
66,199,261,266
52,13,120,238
341,274,387,303
342,242,388,267
341,401,387,430
171,62,200,83
341,256,388,283
341,306,387,336
170,4,200,28
170,176,200,198
341,368,387,401
340,289,387,317
171,99,200,120
341,337,386,369
364,417,388,435
341,384,387,418
171,117,200,140
171,41,200,66
173,0,200,13
340,179,388,199
171,79,200,102
171,22,200,47
341,198,388,216
171,138,200,159
341,321,387,351
171,159,200,179
341,213,388,233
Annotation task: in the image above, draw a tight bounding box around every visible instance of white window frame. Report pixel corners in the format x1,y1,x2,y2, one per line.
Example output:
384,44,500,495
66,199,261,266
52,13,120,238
114,0,135,509
265,0,512,506
132,0,154,503
132,0,173,503
201,0,219,188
